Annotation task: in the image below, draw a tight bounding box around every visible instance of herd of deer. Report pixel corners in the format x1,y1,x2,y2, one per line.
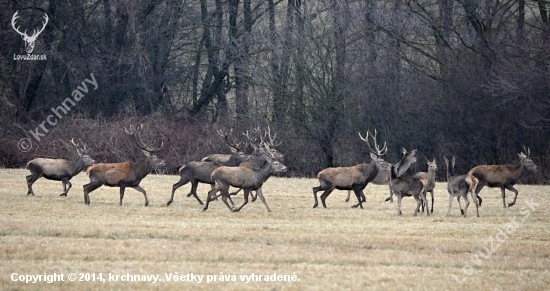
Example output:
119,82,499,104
24,126,538,217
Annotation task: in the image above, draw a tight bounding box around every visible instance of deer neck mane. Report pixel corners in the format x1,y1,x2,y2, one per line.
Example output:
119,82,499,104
69,158,86,176
132,157,153,179
509,158,525,178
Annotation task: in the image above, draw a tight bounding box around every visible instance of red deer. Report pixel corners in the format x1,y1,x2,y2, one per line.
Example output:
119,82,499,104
203,142,287,212
202,127,285,202
83,125,164,206
167,129,250,206
26,139,95,196
388,149,430,216
468,148,538,208
312,130,391,209
414,158,437,213
444,156,479,217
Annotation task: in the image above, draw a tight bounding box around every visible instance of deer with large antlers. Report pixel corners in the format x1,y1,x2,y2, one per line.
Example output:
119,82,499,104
203,140,288,212
202,126,285,202
444,156,480,217
83,125,164,206
11,10,49,54
468,147,538,208
25,139,95,197
312,130,391,209
167,128,250,206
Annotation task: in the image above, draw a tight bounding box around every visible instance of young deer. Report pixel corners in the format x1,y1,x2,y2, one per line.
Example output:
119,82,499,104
444,156,479,217
312,130,391,209
468,148,538,208
26,139,95,196
167,129,250,206
83,125,165,206
388,149,430,216
203,142,287,212
414,158,437,213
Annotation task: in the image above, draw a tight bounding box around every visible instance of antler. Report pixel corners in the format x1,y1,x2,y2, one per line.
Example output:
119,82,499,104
124,124,163,153
358,129,387,156
11,11,48,39
71,138,88,155
263,126,282,147
217,128,247,152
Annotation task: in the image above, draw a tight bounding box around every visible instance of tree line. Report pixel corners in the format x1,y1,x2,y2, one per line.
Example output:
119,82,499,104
0,0,548,183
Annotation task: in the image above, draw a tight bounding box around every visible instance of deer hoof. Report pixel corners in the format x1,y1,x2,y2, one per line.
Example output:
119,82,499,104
167,201,172,206
508,202,515,207
312,204,318,208
145,202,149,207
460,209,465,215
384,197,390,202
60,193,67,197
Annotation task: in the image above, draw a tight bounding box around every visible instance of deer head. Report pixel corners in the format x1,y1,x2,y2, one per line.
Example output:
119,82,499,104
124,124,165,168
71,138,95,166
518,147,537,172
11,11,48,54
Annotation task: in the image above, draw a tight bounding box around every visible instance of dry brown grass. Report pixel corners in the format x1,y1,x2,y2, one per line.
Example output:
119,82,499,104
1,168,549,290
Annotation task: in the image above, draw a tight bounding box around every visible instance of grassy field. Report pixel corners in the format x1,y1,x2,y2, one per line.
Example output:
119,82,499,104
0,168,549,290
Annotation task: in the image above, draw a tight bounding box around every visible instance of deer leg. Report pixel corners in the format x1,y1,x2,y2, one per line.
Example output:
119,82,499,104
188,181,204,205
471,189,480,217
420,191,429,217
351,189,365,209
505,185,519,207
119,186,126,206
61,179,72,196
457,196,464,216
221,187,235,212
168,177,189,206
429,190,434,214
250,190,258,202
26,173,41,196
462,192,470,218
312,186,322,208
82,179,102,205
255,188,272,213
229,188,242,196
320,188,335,208
131,185,149,207
476,194,483,207
446,192,454,217
203,187,218,211
345,190,351,202
397,194,403,216
233,189,250,212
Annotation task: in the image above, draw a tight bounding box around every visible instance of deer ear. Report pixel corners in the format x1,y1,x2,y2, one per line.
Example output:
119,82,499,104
142,150,151,157
230,147,237,153
432,158,436,163
518,152,526,159
370,152,377,159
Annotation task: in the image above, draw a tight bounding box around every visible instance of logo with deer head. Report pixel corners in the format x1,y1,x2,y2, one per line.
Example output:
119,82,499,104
11,10,48,54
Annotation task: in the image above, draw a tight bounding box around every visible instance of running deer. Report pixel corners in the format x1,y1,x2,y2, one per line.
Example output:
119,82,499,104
388,149,429,216
312,130,391,209
167,128,250,206
26,139,95,196
203,142,288,212
414,158,437,213
202,127,285,203
444,156,480,217
468,148,538,208
83,125,165,206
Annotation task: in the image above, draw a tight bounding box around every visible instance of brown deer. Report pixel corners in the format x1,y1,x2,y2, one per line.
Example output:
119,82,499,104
203,142,288,212
388,149,430,216
167,129,250,206
468,148,538,208
83,125,165,206
312,130,391,209
414,158,437,213
444,156,480,217
26,139,95,196
202,127,285,203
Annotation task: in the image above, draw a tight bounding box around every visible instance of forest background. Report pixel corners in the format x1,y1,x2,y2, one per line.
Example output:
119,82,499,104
0,0,548,183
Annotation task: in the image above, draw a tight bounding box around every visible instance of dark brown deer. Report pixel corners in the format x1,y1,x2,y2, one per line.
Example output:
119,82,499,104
167,129,250,206
444,156,479,217
312,130,391,209
26,139,95,196
468,148,538,208
83,125,165,206
414,158,437,213
203,142,288,212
